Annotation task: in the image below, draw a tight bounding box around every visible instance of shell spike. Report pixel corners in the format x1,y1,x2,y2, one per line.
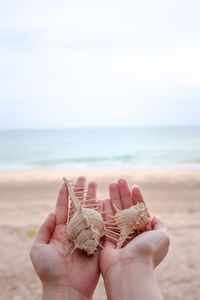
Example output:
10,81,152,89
98,242,104,249
105,226,119,230
104,222,116,225
113,204,120,212
63,177,81,213
71,246,78,256
79,198,96,202
64,244,73,258
105,235,119,242
106,229,120,236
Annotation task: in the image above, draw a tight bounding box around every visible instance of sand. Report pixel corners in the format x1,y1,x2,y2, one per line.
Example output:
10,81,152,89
0,169,200,300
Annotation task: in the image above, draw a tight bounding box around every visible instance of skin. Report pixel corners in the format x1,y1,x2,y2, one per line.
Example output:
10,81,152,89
99,178,170,300
30,176,170,300
30,176,101,300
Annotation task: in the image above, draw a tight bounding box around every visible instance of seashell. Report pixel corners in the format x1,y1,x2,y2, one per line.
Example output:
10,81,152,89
105,202,149,248
82,207,105,235
63,177,105,256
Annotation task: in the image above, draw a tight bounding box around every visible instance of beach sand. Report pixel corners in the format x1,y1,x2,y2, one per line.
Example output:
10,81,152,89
1,169,200,300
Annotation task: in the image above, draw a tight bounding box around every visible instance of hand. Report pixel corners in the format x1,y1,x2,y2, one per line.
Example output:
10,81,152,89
30,176,100,300
100,178,169,300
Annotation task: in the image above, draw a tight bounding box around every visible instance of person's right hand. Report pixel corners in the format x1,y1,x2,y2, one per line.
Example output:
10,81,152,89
30,176,101,300
100,179,170,300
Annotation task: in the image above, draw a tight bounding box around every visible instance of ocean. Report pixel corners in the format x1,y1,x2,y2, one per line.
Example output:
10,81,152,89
0,127,200,171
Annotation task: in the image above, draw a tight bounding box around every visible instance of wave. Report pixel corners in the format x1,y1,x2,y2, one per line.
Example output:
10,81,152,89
179,159,200,164
28,156,200,168
31,155,134,166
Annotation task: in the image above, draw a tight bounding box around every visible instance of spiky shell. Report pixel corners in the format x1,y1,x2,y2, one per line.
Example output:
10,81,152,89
82,208,105,237
73,227,100,255
114,202,149,248
67,211,90,241
63,177,105,256
66,208,104,255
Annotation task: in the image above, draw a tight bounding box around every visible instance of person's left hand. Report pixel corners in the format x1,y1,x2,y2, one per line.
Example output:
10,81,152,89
99,178,169,299
30,176,100,300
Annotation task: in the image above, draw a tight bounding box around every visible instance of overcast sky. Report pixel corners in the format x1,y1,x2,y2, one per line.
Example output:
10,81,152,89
0,0,200,129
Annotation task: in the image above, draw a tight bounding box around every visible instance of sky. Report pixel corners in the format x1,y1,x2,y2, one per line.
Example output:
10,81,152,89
0,0,200,129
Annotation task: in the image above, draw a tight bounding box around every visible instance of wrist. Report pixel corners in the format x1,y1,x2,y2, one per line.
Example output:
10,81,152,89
42,284,90,300
103,259,154,285
103,260,160,300
102,252,153,281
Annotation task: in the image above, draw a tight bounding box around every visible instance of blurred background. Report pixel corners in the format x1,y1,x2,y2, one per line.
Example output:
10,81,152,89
0,1,200,299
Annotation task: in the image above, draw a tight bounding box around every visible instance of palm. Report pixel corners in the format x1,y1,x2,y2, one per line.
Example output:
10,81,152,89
100,179,169,276
100,228,167,276
100,232,151,276
50,224,99,296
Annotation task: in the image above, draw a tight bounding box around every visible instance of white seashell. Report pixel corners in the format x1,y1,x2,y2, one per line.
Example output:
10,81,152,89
63,177,105,256
71,227,100,255
82,208,105,236
105,202,149,248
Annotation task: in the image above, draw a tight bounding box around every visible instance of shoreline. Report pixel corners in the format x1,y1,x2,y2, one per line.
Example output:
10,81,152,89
0,164,200,173
1,167,200,175
1,168,200,188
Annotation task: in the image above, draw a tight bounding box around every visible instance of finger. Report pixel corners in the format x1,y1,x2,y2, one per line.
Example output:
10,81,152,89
104,198,114,221
34,213,55,244
96,199,104,214
74,176,86,202
117,178,132,209
131,185,145,205
86,181,97,205
131,185,151,218
55,184,69,226
152,215,168,232
103,199,116,249
109,182,123,211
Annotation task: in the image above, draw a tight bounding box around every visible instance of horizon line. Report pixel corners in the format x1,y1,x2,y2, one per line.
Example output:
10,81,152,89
0,124,200,131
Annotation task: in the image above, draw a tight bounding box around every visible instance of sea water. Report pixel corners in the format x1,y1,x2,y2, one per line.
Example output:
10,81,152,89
0,127,200,171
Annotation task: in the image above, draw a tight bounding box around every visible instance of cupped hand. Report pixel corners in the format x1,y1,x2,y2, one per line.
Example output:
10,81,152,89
100,178,170,279
30,176,100,300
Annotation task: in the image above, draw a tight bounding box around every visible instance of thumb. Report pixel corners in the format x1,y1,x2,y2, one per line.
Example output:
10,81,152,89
34,213,56,245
